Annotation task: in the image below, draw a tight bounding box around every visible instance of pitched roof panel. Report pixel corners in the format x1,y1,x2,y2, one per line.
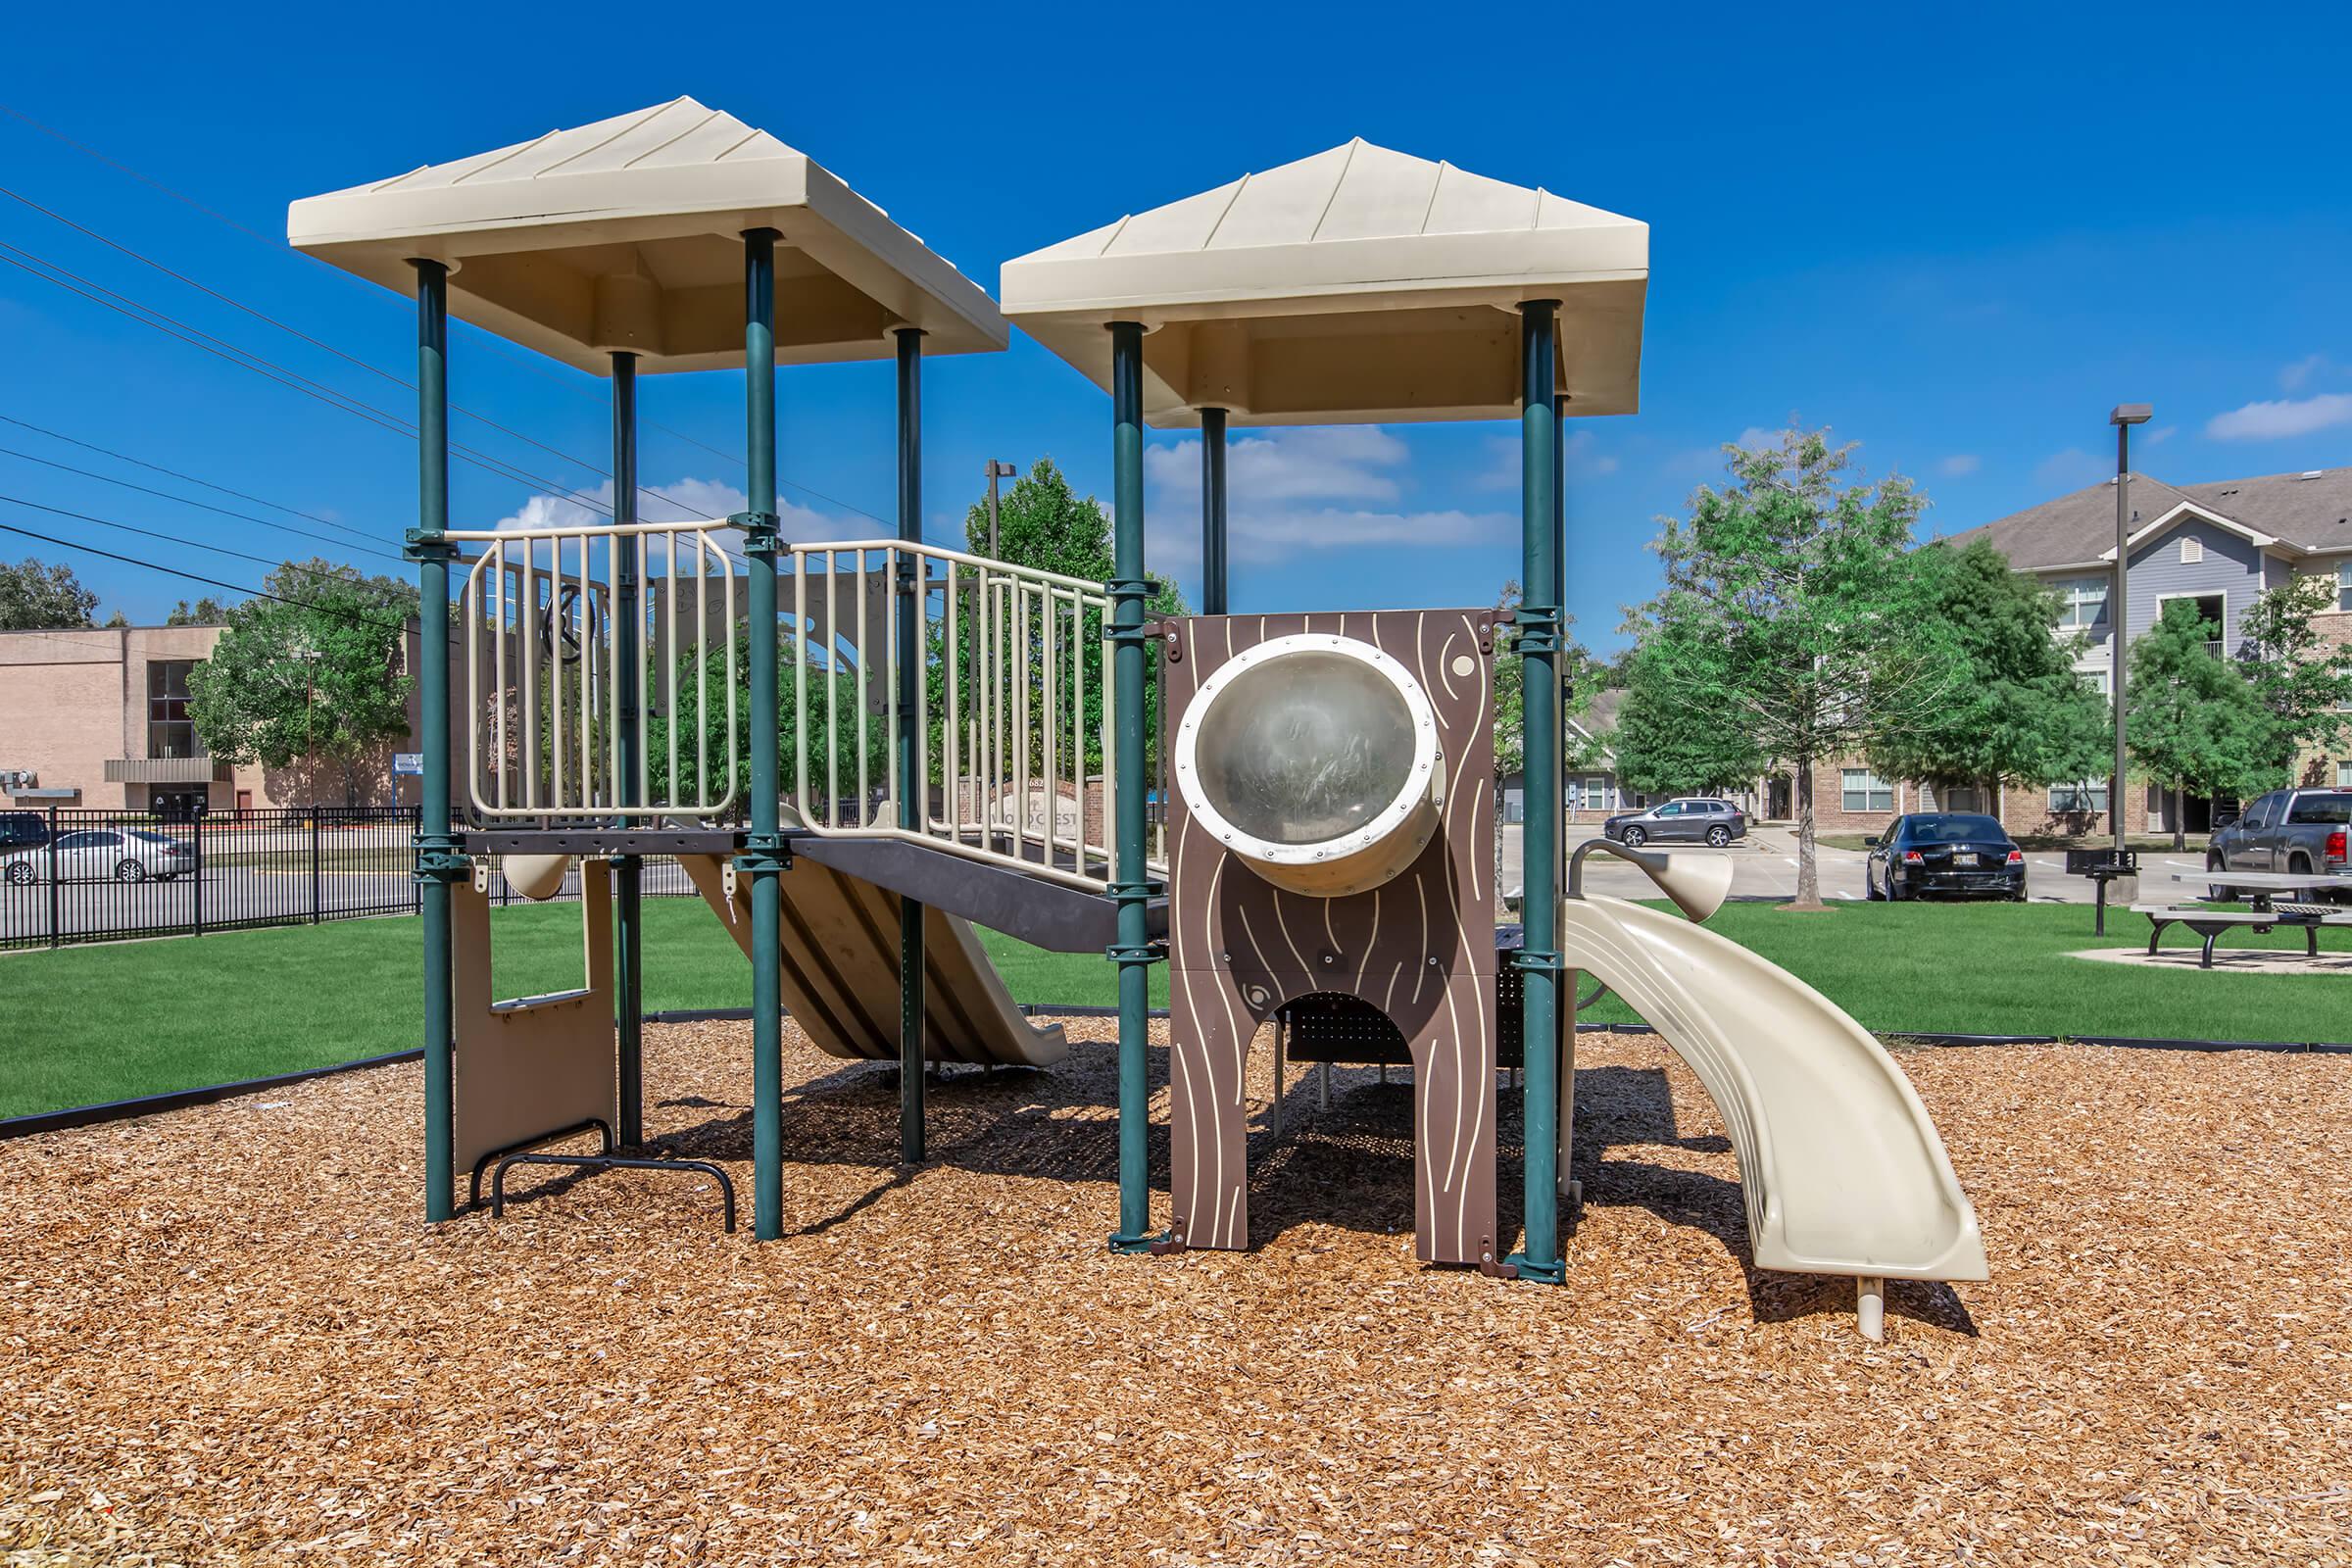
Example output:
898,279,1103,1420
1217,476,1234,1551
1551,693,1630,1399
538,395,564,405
289,98,1005,372
1002,139,1647,427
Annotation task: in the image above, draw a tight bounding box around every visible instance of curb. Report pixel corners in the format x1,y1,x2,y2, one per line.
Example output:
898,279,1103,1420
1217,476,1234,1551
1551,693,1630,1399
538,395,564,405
7,1012,2344,1142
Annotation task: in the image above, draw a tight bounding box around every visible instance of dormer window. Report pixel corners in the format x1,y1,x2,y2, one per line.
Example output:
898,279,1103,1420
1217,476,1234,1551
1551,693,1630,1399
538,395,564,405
2180,536,2204,564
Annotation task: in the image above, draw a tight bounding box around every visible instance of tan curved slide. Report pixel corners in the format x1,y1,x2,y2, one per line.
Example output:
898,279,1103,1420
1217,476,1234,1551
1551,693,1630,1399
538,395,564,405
678,853,1067,1068
1558,894,1987,1284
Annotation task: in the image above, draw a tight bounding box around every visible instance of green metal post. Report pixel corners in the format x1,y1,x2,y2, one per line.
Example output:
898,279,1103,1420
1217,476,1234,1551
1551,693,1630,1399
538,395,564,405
407,259,459,1223
612,351,644,1149
1508,300,1565,1284
1106,320,1161,1252
1200,406,1229,616
739,229,787,1241
895,326,928,1164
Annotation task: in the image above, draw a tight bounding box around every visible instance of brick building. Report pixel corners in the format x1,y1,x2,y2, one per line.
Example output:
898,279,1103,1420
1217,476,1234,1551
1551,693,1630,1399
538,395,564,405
0,619,456,815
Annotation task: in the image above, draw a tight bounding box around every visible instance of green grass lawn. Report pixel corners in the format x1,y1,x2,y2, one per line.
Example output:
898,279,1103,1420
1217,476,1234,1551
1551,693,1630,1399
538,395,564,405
1,895,2340,1119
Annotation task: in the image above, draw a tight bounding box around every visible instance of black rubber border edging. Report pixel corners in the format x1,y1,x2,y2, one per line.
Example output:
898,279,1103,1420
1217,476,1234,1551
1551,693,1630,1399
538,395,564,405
6,1010,2343,1141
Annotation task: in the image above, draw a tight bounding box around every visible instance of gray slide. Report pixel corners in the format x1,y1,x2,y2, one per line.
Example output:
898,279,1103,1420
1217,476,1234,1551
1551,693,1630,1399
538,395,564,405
678,851,1067,1067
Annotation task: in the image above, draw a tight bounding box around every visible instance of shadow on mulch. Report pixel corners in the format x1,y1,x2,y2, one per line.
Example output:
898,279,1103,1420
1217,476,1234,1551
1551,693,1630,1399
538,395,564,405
497,1035,1975,1337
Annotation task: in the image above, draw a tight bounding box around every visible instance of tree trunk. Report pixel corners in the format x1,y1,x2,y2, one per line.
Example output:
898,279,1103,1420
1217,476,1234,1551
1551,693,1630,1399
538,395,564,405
2172,784,2185,853
1788,754,1826,910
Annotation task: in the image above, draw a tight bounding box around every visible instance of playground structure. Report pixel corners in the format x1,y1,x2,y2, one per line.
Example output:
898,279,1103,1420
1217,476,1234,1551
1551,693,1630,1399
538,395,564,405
289,101,1984,1334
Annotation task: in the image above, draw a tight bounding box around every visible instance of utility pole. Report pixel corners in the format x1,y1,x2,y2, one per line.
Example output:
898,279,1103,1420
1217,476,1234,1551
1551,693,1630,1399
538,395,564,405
983,459,1016,557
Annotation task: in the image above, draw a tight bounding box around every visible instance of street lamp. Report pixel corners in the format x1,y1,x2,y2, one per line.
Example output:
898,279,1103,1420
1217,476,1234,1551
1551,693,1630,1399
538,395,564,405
2109,403,2152,857
983,459,1017,558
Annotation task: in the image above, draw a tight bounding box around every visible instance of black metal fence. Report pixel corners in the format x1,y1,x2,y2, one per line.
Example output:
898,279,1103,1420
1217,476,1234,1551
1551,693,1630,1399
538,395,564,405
0,807,700,953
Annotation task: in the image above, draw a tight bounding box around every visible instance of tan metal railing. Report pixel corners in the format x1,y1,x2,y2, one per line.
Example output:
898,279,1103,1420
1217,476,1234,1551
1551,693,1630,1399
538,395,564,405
450,524,1153,892
454,519,739,821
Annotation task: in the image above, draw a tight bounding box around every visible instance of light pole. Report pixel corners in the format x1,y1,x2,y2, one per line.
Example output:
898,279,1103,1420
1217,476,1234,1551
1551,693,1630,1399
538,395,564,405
983,459,1016,558
2110,403,2151,856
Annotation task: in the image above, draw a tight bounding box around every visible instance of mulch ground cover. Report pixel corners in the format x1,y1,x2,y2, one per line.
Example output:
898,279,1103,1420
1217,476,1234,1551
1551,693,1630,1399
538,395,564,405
3,1021,2347,1566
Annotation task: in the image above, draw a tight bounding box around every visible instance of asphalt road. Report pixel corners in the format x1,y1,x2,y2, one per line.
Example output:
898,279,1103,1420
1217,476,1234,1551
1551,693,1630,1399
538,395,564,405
0,858,704,947
1498,822,2216,906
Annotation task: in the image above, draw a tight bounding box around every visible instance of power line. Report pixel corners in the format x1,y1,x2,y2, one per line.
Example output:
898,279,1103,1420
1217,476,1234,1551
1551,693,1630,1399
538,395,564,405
0,491,403,591
0,413,389,545
0,514,407,633
0,443,408,564
0,106,898,528
0,241,617,516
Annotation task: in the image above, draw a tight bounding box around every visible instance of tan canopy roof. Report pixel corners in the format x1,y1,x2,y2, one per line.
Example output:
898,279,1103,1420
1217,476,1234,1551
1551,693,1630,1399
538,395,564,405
288,98,1007,374
1001,139,1646,427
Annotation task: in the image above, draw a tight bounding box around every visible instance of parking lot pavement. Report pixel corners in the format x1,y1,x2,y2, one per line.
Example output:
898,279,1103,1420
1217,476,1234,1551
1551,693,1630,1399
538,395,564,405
1498,822,2196,906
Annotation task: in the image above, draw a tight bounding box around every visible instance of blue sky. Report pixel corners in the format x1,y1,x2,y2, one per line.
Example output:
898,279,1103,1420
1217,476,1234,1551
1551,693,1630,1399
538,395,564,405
3,2,2347,651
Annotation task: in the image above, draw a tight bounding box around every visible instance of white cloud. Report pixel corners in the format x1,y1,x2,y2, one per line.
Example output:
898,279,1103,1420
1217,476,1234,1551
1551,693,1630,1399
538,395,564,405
1472,429,1619,490
1735,426,1780,452
2205,393,2352,442
1146,426,1407,506
2033,447,2111,491
1223,507,1514,565
1142,424,1517,566
2280,353,2331,392
490,476,837,544
1936,454,1983,477
2145,424,2178,445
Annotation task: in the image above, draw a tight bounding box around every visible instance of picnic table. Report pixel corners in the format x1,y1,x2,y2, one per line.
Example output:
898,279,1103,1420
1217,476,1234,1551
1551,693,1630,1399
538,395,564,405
2130,870,2352,968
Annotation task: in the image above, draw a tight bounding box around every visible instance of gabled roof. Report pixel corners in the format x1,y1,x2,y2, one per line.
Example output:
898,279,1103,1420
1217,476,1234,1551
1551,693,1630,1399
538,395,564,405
1002,139,1647,428
1949,466,2352,569
288,98,1006,373
2097,498,2282,562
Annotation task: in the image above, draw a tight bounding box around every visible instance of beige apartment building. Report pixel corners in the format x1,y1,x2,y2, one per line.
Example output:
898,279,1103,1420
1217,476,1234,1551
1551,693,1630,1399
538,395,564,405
0,620,452,815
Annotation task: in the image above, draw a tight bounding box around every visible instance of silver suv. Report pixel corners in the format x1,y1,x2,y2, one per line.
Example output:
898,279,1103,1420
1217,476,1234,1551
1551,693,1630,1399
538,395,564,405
2208,787,2351,893
1601,797,1748,849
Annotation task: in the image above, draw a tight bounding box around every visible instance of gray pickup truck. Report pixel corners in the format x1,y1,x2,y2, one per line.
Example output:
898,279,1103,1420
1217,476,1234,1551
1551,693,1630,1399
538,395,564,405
2207,786,2352,893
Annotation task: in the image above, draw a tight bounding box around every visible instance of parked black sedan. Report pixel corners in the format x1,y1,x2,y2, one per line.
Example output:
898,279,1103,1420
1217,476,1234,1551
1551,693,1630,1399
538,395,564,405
1865,812,2028,902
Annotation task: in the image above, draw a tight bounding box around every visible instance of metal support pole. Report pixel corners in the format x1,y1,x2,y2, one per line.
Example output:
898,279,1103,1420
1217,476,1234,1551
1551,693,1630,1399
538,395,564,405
406,258,461,1224
984,458,1014,559
1507,300,1566,1285
738,229,788,1241
1200,406,1229,615
612,351,645,1148
1106,319,1161,1252
896,326,928,1165
2112,421,2131,856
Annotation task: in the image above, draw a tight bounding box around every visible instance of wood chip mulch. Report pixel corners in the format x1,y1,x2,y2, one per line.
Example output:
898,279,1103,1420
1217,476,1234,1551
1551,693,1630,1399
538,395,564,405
3,1021,2348,1566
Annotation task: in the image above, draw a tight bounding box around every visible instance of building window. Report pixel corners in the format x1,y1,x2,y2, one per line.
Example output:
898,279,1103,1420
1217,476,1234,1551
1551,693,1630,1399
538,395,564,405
2082,667,2111,696
1840,768,1893,813
2051,779,2110,814
147,660,203,760
2180,536,2203,564
2056,576,2109,632
2339,568,2351,613
2338,760,2352,789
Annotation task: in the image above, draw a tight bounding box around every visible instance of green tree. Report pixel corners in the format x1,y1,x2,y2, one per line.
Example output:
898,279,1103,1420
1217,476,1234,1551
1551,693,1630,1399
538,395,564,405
185,561,417,805
648,630,887,819
2126,598,2273,848
166,595,233,626
940,457,1187,780
2238,573,2352,783
1490,578,1603,895
1490,578,1601,780
1613,641,1767,797
1865,538,2109,804
1627,427,1960,908
0,557,99,629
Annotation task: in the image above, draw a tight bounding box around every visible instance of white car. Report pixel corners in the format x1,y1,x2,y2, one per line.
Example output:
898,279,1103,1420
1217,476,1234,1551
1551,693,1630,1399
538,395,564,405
0,827,198,884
